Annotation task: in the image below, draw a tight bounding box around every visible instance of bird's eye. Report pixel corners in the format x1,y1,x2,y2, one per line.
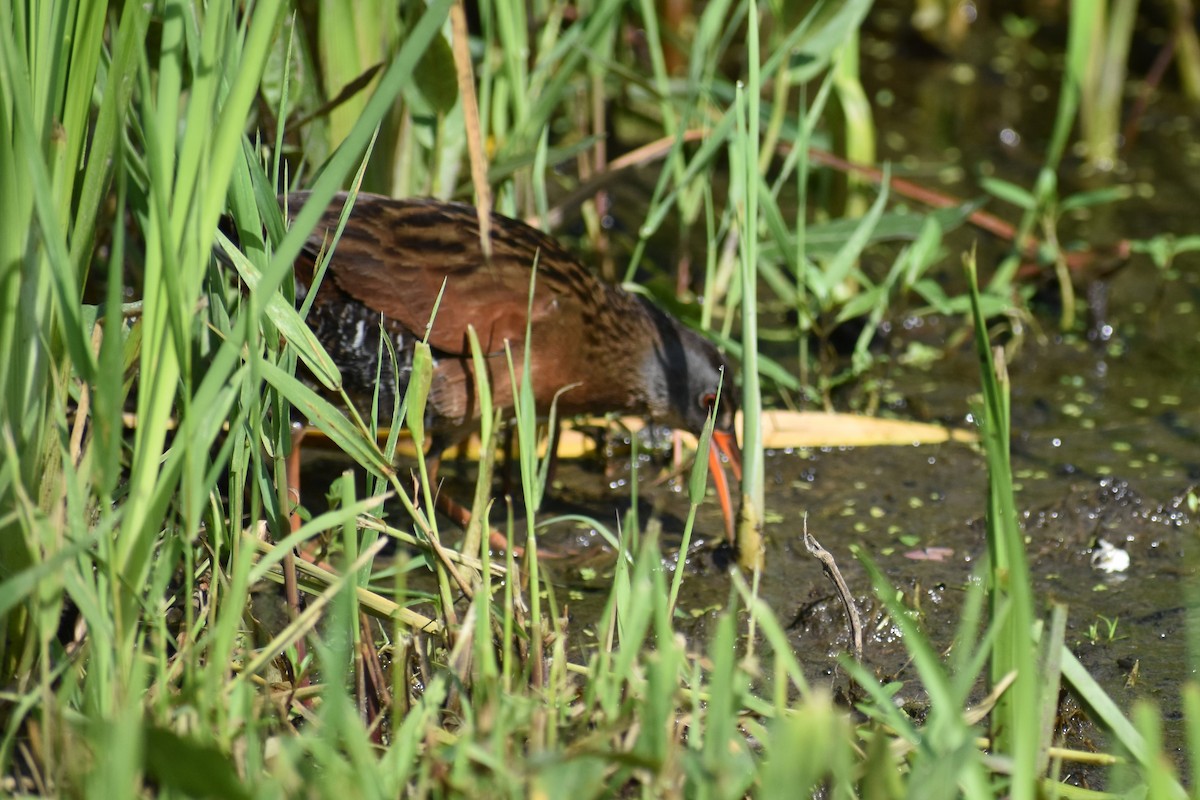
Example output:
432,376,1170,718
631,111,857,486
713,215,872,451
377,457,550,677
698,392,717,412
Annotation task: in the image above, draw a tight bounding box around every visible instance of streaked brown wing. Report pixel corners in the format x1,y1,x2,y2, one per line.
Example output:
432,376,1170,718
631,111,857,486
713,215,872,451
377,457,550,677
287,192,595,357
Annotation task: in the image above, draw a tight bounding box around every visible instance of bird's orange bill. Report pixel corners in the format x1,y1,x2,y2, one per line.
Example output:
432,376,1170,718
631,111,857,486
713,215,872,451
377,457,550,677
708,430,743,545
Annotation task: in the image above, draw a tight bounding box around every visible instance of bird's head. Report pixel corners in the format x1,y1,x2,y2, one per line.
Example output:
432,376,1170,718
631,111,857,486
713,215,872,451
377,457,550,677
638,298,742,544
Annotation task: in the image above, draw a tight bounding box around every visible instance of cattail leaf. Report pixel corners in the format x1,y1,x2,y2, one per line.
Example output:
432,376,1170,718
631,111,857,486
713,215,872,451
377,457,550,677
215,230,342,391
259,360,392,478
688,405,718,507
408,340,434,450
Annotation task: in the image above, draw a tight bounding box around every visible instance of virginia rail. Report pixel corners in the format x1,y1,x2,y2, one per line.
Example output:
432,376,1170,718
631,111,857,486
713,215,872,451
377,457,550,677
286,191,741,545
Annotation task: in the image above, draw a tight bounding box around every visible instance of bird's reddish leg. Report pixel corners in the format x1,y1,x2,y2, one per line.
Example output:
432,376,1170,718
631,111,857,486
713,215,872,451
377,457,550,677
426,455,526,556
284,422,309,670
287,423,306,534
